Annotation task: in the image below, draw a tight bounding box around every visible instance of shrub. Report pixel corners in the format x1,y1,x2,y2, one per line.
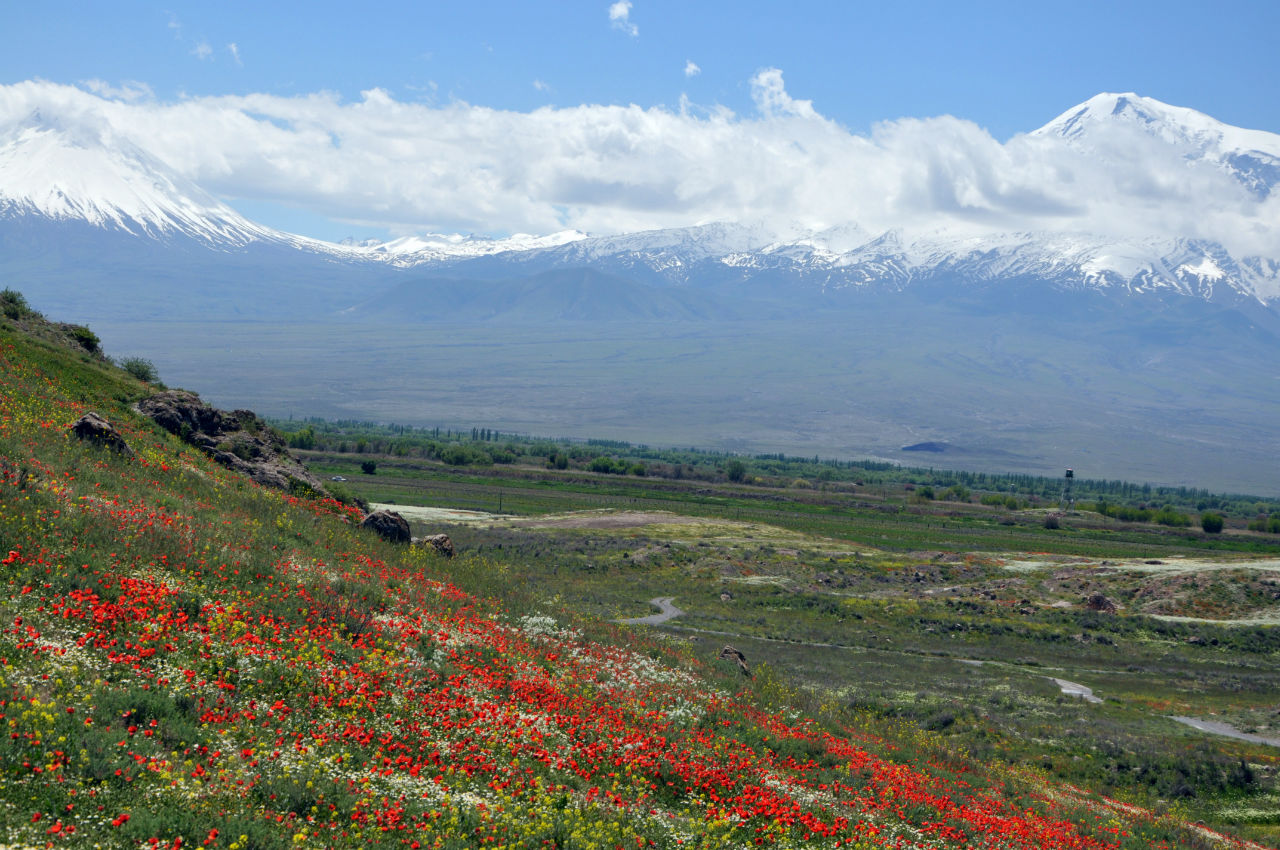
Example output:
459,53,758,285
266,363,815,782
726,460,747,483
589,456,629,475
360,460,377,475
0,288,36,319
1043,513,1060,529
118,355,159,383
1153,507,1191,528
1200,512,1225,534
66,324,101,353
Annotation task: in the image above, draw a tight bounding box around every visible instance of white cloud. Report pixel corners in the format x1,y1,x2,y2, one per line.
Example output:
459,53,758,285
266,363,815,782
227,43,242,66
609,1,637,36
532,79,550,93
80,79,154,103
1,77,1276,258
749,68,817,119
192,41,213,61
684,60,700,77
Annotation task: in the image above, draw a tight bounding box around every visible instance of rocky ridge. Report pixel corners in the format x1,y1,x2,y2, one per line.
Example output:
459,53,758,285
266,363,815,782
135,390,329,497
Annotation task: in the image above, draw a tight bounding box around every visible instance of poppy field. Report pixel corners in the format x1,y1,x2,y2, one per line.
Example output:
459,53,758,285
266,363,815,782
0,324,1271,848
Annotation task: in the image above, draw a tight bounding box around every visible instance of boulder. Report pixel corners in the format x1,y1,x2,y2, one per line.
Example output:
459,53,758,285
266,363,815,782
421,533,455,559
1084,592,1117,614
361,509,411,544
718,644,751,677
70,412,133,457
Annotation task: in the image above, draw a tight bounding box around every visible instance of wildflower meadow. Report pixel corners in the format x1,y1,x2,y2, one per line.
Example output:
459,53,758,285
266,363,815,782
0,327,1266,849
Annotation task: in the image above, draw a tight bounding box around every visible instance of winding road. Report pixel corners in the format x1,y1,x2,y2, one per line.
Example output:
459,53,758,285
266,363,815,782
616,596,685,626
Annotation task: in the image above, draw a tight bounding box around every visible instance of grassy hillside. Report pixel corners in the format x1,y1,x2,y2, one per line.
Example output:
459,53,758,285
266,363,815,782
0,310,1273,848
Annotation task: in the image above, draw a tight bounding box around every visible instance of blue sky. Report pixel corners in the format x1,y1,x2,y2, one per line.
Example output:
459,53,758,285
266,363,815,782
4,1,1280,242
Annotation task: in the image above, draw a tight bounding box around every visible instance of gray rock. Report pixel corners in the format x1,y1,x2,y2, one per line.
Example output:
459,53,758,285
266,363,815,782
1084,592,1117,614
421,533,455,558
361,509,411,544
70,412,134,458
136,390,327,496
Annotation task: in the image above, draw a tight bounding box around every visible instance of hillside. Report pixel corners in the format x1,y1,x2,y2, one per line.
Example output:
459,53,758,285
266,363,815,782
0,303,1273,848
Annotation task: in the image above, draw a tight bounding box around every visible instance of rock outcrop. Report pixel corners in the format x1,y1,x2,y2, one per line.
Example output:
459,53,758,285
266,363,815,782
361,509,412,544
70,412,134,457
136,391,327,495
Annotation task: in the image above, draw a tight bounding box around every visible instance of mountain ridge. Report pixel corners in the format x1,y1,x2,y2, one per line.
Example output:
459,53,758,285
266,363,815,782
3,91,1279,314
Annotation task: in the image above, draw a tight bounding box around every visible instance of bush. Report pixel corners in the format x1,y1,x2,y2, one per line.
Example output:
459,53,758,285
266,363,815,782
1200,512,1225,534
118,355,159,383
1043,514,1060,529
360,460,377,475
66,324,101,353
726,460,747,483
1153,507,1191,528
0,288,36,319
589,456,629,475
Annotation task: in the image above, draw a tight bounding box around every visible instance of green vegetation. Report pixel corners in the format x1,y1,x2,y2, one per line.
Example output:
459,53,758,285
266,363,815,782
1,292,1278,849
117,354,160,384
271,417,1279,527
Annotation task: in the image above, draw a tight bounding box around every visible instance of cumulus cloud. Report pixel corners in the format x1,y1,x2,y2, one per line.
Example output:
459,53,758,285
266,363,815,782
609,1,637,36
684,60,700,77
0,76,1275,256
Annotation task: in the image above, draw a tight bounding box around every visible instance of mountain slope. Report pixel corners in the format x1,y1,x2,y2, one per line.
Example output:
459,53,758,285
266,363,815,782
0,108,279,246
1037,92,1280,198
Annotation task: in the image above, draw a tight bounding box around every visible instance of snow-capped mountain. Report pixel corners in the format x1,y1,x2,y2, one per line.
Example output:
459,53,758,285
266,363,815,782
332,93,1280,307
0,109,284,247
1036,92,1280,198
2,91,1279,317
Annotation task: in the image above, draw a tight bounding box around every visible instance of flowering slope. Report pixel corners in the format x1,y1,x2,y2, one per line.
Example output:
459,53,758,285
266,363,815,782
0,327,1264,849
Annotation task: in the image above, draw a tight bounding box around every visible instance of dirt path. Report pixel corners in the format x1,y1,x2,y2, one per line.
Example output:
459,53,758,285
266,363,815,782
1170,716,1280,749
616,596,685,626
1050,677,1103,703
512,511,699,529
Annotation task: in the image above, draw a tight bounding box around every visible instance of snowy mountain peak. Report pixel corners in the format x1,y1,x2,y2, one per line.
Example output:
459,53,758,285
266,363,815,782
1035,92,1280,198
0,109,276,246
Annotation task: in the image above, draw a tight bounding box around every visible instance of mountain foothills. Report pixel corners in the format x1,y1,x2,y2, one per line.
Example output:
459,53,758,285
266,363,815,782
2,91,1280,493
3,288,1280,849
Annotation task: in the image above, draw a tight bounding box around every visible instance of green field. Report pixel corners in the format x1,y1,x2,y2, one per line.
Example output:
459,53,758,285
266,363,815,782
314,448,1280,844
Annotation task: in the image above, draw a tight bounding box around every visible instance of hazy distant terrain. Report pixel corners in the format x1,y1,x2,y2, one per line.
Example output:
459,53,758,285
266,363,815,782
7,90,1280,496
95,301,1280,494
